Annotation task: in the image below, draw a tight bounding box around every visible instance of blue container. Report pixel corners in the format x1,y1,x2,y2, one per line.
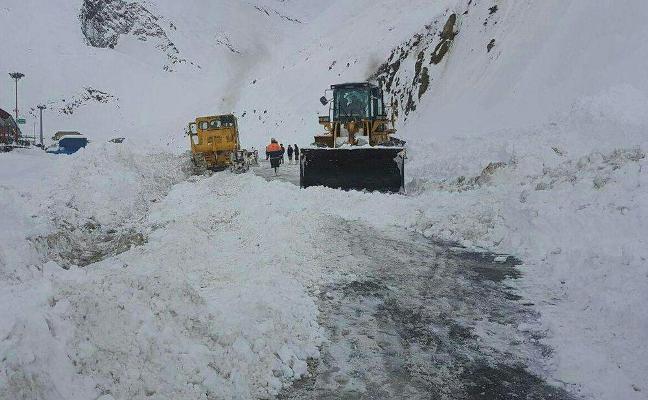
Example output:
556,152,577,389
46,136,88,154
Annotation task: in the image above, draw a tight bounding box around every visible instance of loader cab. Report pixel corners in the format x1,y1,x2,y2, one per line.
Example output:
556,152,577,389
329,83,385,123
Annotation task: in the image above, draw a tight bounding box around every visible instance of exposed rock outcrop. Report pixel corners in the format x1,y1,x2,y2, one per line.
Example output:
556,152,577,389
79,0,189,71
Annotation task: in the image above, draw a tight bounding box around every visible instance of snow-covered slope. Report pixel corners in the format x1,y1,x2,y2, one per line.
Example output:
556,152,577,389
239,0,648,151
0,0,309,147
2,1,647,399
4,0,646,151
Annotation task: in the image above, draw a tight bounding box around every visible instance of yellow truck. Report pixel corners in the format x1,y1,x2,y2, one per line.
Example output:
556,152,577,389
187,114,240,171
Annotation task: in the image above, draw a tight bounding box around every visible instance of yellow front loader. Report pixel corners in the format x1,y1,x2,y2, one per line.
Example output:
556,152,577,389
300,82,406,192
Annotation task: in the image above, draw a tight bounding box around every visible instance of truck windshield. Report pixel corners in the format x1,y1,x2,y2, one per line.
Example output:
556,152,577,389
334,88,369,119
201,116,236,130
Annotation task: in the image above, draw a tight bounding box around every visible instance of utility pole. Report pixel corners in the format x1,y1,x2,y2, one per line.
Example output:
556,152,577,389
9,72,25,120
37,105,46,147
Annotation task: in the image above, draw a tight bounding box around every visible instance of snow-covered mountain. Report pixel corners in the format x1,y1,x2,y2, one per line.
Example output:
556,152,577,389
1,1,647,399
3,0,646,150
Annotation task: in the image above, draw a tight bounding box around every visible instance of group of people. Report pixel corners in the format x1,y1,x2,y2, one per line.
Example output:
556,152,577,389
265,139,300,175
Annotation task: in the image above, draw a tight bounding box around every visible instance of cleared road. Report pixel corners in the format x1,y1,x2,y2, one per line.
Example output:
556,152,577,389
252,164,574,399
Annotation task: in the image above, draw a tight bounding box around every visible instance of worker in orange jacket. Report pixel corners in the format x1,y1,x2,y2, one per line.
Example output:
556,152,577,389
266,138,283,175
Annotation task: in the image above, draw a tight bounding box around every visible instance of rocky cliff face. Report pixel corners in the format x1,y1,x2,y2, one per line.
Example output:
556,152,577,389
371,1,501,121
372,11,460,120
79,0,188,71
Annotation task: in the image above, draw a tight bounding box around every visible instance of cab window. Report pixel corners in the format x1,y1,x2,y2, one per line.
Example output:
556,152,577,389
334,87,369,119
371,88,384,117
220,115,236,126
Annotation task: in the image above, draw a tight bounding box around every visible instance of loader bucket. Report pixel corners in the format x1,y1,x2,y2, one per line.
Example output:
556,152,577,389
300,147,405,193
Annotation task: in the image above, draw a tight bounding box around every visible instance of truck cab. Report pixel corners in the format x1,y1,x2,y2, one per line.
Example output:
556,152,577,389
187,114,240,170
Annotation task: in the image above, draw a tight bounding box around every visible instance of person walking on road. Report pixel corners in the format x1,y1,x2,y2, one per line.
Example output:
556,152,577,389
294,144,299,165
280,144,285,164
287,145,294,164
266,138,283,175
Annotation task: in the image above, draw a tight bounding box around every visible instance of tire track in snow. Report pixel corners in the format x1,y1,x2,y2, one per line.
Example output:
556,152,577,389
279,219,575,399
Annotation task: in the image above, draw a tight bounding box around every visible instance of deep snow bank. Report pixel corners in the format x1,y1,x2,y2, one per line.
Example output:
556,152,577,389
406,143,648,400
0,148,322,399
2,140,646,399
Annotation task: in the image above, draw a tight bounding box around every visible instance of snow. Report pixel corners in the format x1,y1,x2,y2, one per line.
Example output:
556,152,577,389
2,0,648,399
0,147,323,399
406,145,648,399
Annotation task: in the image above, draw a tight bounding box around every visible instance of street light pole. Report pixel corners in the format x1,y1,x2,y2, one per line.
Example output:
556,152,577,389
9,72,25,120
37,105,46,147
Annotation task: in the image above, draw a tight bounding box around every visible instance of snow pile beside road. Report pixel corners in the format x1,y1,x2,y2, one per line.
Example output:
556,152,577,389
400,138,648,399
504,148,648,399
0,145,188,399
0,149,322,399
0,143,186,281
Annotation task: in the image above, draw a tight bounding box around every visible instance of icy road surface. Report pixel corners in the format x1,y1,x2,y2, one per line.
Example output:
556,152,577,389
253,159,301,186
253,160,573,399
279,223,573,399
